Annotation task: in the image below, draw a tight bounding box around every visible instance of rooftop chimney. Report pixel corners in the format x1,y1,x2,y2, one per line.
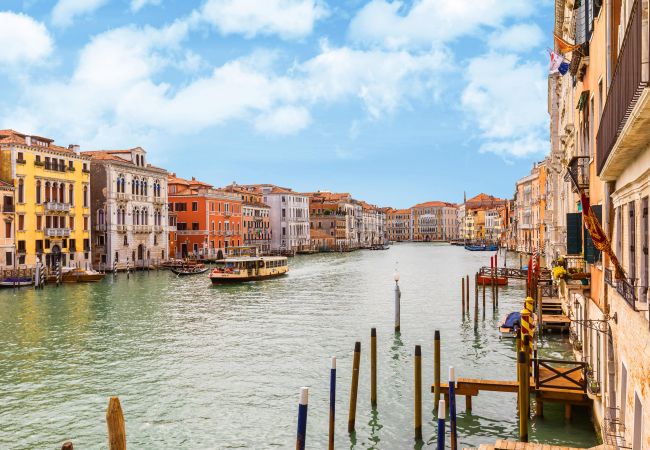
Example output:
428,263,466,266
25,136,31,146
68,144,80,153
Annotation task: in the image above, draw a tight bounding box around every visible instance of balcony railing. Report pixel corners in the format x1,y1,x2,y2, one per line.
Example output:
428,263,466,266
2,204,14,213
604,267,614,287
45,228,71,237
95,223,107,232
44,202,71,212
117,224,128,233
565,156,589,192
596,0,648,174
154,225,163,233
616,278,637,311
116,193,129,202
133,225,152,233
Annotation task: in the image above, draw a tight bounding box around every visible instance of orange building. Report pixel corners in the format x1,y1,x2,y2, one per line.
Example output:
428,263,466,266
223,184,271,254
167,174,242,259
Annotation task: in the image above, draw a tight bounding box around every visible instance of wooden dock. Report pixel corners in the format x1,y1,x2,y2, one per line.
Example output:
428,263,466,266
465,440,612,450
478,266,551,281
539,295,570,333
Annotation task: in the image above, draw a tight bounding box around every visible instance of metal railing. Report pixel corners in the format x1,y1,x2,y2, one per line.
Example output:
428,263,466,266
604,267,614,287
565,156,589,192
534,358,587,392
596,0,648,174
616,278,637,311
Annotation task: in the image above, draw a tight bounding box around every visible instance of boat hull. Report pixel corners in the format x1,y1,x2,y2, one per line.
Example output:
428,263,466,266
171,267,209,276
210,272,287,284
477,275,508,286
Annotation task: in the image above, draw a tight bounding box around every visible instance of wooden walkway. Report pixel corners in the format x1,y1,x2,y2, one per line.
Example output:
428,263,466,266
478,266,551,281
539,296,570,333
465,440,612,450
431,366,588,410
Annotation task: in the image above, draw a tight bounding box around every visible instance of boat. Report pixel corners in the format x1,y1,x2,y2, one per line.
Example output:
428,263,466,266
464,244,498,251
369,245,389,250
477,274,508,286
209,256,288,284
499,312,521,338
0,276,33,287
171,264,209,276
62,268,105,283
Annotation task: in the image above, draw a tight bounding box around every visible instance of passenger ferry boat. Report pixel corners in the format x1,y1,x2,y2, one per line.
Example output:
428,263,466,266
209,256,288,284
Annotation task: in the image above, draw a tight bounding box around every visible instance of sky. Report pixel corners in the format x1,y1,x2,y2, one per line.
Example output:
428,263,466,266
0,0,554,208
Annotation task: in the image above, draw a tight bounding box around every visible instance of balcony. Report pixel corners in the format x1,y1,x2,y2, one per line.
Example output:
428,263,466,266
597,0,650,178
95,223,107,232
564,156,589,192
133,225,152,233
44,202,71,212
45,228,70,237
116,224,128,233
116,193,129,202
132,195,148,203
154,225,163,233
616,278,638,311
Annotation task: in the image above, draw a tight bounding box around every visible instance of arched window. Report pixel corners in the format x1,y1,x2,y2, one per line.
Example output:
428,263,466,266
98,209,105,225
52,182,58,202
133,208,139,225
141,208,147,225
45,181,51,202
59,183,65,203
36,180,41,204
121,209,126,225
69,185,74,205
83,185,88,207
131,178,135,194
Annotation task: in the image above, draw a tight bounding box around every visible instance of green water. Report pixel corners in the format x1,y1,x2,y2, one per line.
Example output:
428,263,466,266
0,243,598,449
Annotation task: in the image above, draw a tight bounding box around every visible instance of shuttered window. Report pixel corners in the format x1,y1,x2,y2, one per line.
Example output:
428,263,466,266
642,197,648,300
567,213,583,255
584,205,603,264
629,202,636,281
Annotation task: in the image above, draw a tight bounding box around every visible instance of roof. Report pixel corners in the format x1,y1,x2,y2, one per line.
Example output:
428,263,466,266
243,201,270,209
465,193,507,207
82,149,166,173
411,200,457,209
0,129,78,155
389,208,411,215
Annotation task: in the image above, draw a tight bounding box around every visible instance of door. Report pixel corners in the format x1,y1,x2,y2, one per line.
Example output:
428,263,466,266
181,243,187,258
137,244,144,261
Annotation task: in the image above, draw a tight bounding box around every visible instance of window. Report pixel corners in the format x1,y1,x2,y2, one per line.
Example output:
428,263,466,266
177,223,187,231
5,252,11,266
17,178,24,203
68,160,73,170
35,240,43,253
629,202,636,281
84,217,88,231
175,203,187,212
192,201,198,211
124,236,128,246
633,392,643,450
83,185,88,207
36,215,42,230
18,215,24,231
17,240,25,253
17,152,24,163
36,180,41,204
69,185,74,205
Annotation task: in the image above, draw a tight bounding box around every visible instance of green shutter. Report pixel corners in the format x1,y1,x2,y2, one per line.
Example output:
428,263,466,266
567,213,583,255
584,205,603,264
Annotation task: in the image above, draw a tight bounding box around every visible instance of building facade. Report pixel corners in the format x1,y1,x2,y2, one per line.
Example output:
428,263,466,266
168,175,243,258
83,148,169,269
386,208,411,242
0,130,92,268
411,201,458,241
224,184,271,254
0,182,14,268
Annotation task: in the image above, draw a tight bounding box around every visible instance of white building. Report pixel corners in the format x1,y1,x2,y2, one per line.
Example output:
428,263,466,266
250,185,309,251
83,147,169,269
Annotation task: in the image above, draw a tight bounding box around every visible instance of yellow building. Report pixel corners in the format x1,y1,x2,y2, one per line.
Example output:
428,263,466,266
0,130,92,268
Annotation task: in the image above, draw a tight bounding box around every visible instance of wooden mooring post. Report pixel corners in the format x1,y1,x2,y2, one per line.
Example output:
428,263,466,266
461,277,465,317
106,396,126,450
371,328,377,408
434,330,441,407
465,274,470,314
474,273,479,323
414,345,423,441
348,341,361,433
329,357,336,450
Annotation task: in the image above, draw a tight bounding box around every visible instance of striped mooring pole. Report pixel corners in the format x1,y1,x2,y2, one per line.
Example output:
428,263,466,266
520,306,533,369
449,366,458,450
328,356,336,450
296,387,308,450
126,259,130,279
437,399,446,450
56,260,61,286
113,259,117,276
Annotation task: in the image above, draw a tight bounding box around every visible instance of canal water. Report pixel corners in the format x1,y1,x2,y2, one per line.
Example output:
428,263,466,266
0,243,598,449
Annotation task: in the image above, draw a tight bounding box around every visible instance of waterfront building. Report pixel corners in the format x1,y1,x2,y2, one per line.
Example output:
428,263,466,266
464,193,507,243
386,208,411,242
224,184,271,254
0,182,14,268
237,184,309,252
359,201,386,246
546,0,650,446
410,201,458,241
308,192,347,250
0,130,92,268
168,175,242,258
514,165,545,254
82,148,169,269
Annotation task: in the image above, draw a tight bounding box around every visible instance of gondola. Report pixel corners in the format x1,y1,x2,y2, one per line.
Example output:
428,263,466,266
0,276,33,288
171,265,209,276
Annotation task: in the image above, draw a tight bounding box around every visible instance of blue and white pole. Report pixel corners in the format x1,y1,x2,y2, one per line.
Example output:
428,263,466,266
437,399,446,450
328,357,336,450
449,367,457,450
296,387,309,450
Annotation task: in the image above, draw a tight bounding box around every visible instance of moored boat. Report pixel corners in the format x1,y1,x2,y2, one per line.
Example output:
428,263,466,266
62,268,105,283
209,256,288,284
171,264,209,276
477,275,508,286
0,276,33,287
465,244,498,251
499,312,521,338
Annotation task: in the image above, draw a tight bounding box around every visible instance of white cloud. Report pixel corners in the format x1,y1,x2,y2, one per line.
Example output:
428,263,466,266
349,0,535,48
3,19,449,145
52,0,108,27
0,12,53,65
255,106,312,135
488,23,544,53
200,0,328,39
461,52,548,158
131,0,161,12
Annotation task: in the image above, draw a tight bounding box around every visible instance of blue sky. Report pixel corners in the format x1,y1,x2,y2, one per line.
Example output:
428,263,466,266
0,0,553,208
